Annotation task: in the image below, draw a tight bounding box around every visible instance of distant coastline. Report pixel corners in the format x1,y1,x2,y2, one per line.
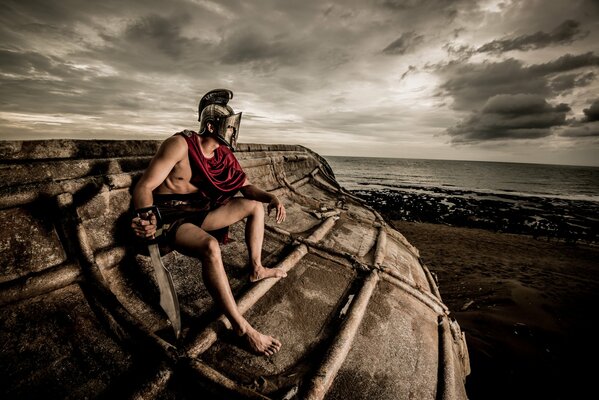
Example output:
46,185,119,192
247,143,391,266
353,187,598,244
324,156,599,244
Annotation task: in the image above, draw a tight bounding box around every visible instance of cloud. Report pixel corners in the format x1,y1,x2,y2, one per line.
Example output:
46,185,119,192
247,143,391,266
219,29,296,66
528,52,599,75
378,0,476,18
447,94,571,142
560,122,599,137
382,31,424,55
548,71,596,93
437,58,549,111
582,99,599,122
556,99,599,138
442,43,475,61
0,0,598,164
436,52,599,111
400,65,417,80
123,14,192,58
438,52,598,143
477,19,588,54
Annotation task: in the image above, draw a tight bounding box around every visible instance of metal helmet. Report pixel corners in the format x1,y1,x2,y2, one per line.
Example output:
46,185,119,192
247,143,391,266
199,104,242,151
198,89,242,151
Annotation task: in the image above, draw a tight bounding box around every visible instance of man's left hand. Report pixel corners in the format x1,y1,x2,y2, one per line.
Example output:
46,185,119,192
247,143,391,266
267,196,286,224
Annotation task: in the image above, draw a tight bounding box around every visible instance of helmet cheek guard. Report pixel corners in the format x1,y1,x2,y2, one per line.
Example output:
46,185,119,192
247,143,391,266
199,104,242,151
216,112,241,151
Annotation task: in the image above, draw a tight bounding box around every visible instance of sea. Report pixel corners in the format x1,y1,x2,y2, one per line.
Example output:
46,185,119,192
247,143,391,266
323,156,599,241
323,156,599,202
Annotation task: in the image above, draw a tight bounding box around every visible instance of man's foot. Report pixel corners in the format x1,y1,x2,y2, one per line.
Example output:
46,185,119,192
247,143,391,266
250,265,287,282
241,325,282,356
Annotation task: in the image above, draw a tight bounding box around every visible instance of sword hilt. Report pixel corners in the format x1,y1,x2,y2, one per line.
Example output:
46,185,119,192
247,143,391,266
136,205,163,244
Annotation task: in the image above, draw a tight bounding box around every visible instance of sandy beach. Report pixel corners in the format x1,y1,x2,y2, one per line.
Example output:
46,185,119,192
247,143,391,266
391,220,599,400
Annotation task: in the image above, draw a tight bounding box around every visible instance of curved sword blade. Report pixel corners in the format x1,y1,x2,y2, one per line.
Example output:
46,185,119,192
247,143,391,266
148,244,181,339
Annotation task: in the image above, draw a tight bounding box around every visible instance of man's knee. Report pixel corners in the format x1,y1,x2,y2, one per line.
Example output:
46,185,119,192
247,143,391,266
199,236,221,260
247,199,264,216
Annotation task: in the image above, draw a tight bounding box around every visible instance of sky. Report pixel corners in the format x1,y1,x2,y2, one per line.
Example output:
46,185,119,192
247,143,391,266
0,0,598,166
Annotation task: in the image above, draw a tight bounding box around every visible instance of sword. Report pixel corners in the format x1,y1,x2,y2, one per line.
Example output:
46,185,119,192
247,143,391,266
137,206,181,339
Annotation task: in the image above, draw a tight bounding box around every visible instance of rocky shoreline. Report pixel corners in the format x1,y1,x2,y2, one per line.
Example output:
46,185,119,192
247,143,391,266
352,187,599,244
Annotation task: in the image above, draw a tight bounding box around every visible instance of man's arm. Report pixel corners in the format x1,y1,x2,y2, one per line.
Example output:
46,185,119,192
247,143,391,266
239,180,287,223
131,136,187,237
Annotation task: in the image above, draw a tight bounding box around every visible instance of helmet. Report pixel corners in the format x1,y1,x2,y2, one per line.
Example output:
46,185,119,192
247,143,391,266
199,104,242,151
198,89,242,151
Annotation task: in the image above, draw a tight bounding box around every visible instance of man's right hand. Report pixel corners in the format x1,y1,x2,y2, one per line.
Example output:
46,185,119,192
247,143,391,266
131,212,157,239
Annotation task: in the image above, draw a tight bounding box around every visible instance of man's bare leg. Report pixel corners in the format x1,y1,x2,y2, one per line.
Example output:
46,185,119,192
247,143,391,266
201,198,287,282
244,200,288,282
174,223,281,356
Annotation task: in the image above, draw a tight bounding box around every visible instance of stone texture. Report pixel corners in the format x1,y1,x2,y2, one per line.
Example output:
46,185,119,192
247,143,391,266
0,139,469,399
0,206,67,282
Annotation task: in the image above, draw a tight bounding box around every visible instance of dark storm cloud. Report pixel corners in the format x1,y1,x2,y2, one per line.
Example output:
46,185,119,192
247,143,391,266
583,99,599,122
382,32,424,55
560,99,599,137
436,52,599,111
438,51,599,143
219,29,296,65
443,21,591,63
0,49,63,76
477,20,588,54
548,72,596,93
438,59,547,111
81,13,214,74
559,124,599,137
447,94,571,142
378,0,421,10
123,14,192,58
378,0,475,16
529,52,599,75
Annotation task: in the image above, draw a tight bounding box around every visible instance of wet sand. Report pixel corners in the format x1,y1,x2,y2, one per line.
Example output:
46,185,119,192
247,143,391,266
391,220,599,400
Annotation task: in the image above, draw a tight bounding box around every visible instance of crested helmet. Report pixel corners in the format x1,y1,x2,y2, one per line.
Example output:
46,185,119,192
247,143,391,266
198,89,242,151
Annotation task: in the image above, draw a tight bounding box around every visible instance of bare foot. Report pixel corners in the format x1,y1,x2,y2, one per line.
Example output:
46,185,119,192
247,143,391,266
241,326,282,356
250,265,287,282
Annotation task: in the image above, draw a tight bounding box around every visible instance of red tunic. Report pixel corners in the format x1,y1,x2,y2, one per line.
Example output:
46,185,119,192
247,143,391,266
177,130,246,207
175,130,247,242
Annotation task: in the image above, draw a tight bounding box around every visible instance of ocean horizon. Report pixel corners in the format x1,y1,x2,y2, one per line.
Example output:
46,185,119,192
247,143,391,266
323,155,599,203
323,155,599,242
324,154,599,168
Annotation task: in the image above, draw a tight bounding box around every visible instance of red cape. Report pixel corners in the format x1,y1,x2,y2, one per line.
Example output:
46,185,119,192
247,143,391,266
177,130,246,207
176,130,247,243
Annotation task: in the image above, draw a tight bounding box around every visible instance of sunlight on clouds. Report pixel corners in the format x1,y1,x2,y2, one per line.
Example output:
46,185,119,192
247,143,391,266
394,71,441,101
478,0,510,14
0,0,597,165
0,112,98,125
186,0,234,19
70,62,119,77
245,111,303,127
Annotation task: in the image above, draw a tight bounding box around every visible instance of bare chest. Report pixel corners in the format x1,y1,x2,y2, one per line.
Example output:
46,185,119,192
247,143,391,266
161,154,198,192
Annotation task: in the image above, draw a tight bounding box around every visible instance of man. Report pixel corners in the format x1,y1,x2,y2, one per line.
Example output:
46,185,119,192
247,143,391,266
131,89,286,356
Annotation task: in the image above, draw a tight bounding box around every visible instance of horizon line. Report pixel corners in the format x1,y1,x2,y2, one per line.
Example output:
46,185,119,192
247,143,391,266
322,154,599,169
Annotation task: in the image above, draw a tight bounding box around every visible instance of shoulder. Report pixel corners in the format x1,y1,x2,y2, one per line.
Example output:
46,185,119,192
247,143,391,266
218,145,233,156
217,145,238,162
176,129,197,138
157,134,188,160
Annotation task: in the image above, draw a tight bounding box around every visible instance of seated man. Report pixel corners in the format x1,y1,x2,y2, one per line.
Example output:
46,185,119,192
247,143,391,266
131,89,286,356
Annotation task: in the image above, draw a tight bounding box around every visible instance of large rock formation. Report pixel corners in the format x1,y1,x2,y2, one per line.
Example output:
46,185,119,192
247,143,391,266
0,140,469,399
